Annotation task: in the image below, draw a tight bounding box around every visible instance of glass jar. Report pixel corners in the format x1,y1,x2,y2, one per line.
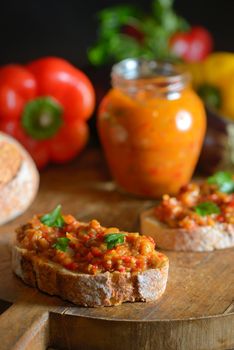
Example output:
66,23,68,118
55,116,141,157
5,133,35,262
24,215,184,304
98,59,206,198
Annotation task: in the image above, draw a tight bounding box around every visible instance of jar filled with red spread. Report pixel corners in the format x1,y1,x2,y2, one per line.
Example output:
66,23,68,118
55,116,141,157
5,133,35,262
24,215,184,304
98,59,206,198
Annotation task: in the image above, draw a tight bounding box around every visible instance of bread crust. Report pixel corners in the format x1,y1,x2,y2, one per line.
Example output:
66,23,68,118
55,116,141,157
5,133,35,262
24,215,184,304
12,245,169,307
0,132,39,225
141,208,234,252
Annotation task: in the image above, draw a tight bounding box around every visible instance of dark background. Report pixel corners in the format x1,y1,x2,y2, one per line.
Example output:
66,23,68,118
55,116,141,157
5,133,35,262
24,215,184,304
0,0,233,67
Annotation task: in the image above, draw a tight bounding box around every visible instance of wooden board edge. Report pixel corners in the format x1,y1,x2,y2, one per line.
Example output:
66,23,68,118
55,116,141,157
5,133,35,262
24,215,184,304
49,312,234,350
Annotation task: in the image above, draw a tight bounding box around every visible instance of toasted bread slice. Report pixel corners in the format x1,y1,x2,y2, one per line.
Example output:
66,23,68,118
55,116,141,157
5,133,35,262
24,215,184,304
12,244,169,307
141,208,234,252
12,214,169,307
0,132,39,225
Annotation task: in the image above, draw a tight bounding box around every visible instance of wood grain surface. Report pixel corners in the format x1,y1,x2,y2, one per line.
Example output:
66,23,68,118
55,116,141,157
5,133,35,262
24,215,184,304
0,149,233,350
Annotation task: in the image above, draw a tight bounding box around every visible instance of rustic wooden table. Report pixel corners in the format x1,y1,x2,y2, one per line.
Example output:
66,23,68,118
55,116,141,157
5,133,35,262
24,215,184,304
0,148,233,350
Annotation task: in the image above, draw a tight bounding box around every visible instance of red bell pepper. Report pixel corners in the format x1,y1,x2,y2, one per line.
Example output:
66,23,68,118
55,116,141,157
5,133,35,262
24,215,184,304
170,26,213,62
0,57,95,168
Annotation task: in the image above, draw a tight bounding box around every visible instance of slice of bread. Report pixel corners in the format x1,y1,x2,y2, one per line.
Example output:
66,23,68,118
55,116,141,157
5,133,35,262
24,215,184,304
12,244,169,307
141,208,234,252
0,132,39,225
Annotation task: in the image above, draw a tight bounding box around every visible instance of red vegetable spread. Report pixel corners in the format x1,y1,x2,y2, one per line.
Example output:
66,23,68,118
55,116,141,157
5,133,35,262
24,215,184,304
155,182,234,230
98,68,206,198
16,215,166,275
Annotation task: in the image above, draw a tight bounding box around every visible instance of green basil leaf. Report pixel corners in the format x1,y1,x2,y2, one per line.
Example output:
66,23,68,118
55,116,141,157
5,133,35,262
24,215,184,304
109,33,143,60
104,233,126,250
194,201,220,217
40,205,65,228
207,171,234,193
87,43,109,66
142,21,171,59
219,182,234,193
98,5,139,30
52,237,70,252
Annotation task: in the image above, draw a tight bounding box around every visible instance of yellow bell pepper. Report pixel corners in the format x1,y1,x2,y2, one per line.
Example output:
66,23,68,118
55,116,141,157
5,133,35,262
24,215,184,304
218,72,234,119
185,52,234,120
184,62,204,88
202,52,234,86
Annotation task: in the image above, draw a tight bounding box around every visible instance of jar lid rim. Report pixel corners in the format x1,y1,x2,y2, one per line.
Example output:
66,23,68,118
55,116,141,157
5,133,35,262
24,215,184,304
111,58,190,92
112,58,188,79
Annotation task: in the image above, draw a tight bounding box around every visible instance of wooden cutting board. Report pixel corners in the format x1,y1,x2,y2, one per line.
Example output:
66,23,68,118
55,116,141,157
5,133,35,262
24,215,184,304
0,149,233,350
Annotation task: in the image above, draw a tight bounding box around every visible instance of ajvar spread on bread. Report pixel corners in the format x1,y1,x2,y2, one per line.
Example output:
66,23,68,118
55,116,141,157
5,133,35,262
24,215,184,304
16,206,166,275
155,172,234,230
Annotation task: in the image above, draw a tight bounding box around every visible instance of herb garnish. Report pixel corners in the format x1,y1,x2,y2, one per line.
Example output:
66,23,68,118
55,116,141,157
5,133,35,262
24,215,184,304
52,237,70,252
104,233,126,249
40,205,65,228
194,201,220,217
88,1,189,66
207,171,234,194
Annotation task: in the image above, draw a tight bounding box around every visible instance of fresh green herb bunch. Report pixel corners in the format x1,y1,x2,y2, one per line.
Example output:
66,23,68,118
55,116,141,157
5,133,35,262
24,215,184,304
88,0,188,66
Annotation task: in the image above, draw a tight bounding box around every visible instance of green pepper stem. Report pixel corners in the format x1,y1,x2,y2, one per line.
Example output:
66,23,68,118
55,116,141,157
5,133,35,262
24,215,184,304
22,97,63,140
197,84,221,110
